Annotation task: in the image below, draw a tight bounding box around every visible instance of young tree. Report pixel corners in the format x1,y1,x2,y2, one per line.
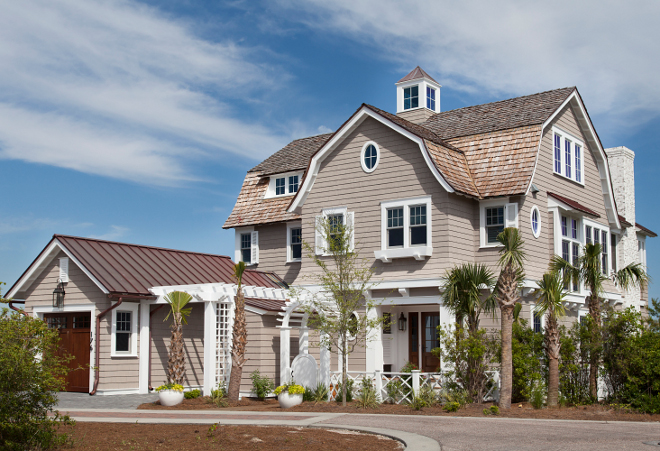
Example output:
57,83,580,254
495,227,526,409
550,243,650,399
442,263,497,335
227,261,248,401
533,272,566,407
163,290,193,385
299,217,383,406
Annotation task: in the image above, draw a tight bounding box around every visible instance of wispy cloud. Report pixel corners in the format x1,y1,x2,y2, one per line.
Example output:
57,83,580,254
277,0,660,133
0,217,59,235
0,0,290,186
89,225,129,241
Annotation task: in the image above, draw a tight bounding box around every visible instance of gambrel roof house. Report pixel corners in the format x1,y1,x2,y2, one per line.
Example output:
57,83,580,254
8,67,655,398
224,66,655,378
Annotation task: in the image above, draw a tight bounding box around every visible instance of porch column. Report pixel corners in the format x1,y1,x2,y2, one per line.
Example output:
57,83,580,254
365,306,381,373
138,301,150,394
279,327,291,384
298,327,308,355
203,301,216,396
319,332,330,387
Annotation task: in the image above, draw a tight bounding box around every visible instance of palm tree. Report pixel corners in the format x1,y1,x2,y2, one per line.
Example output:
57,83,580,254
533,272,566,407
163,290,193,385
550,243,650,399
442,263,497,335
495,227,526,409
227,261,248,401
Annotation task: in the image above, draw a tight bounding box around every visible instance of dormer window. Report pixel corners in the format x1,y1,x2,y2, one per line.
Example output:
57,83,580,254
553,127,584,185
426,87,436,110
404,86,419,110
265,171,303,198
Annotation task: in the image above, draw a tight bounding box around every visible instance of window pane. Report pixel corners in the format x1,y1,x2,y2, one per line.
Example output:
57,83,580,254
288,175,299,193
533,312,542,333
572,243,579,291
388,228,404,247
426,87,436,110
561,216,567,237
328,214,344,249
117,311,131,332
586,226,592,244
364,144,377,170
487,225,504,243
532,209,539,234
291,228,302,260
410,226,427,245
387,208,404,228
276,178,286,195
554,134,561,173
410,205,426,225
572,219,578,239
116,333,129,352
565,140,572,178
485,205,505,243
562,240,570,261
241,248,251,264
575,145,582,182
241,233,251,264
602,230,608,274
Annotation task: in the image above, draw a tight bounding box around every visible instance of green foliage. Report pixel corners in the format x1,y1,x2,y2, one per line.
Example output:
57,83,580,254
163,290,193,325
355,378,379,409
184,389,201,399
309,383,329,403
529,381,545,409
436,325,498,403
483,405,499,415
558,323,592,405
384,378,406,404
408,394,428,411
442,263,497,333
250,370,275,400
439,387,471,407
274,382,305,396
209,382,228,407
400,361,418,373
335,379,354,403
156,383,184,392
511,319,546,402
443,401,460,412
0,311,74,450
417,385,439,407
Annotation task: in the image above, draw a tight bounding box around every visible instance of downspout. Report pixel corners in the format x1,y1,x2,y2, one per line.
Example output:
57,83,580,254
90,297,123,395
8,301,28,317
148,305,165,391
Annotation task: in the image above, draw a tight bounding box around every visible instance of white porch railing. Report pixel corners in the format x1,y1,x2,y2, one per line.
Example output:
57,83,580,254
328,370,500,404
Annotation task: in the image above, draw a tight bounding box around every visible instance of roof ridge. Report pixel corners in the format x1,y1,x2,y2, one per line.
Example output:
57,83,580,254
53,234,233,260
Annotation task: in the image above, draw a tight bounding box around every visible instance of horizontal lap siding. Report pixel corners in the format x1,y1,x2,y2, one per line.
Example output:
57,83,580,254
97,301,139,390
150,304,205,389
295,117,474,285
255,223,301,285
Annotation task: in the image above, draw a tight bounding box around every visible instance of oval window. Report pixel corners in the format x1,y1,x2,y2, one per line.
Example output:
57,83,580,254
361,142,379,173
531,206,541,238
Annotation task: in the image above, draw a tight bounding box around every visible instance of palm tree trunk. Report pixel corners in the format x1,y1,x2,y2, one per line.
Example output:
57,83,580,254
228,292,248,401
500,305,514,409
545,314,560,407
587,294,601,400
167,313,185,385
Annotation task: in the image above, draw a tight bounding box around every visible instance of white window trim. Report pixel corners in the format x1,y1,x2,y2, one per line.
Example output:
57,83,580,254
479,199,518,248
234,227,259,266
530,303,546,332
286,222,303,263
638,236,647,272
551,208,584,293
396,78,441,113
360,141,380,173
315,207,354,256
530,206,541,239
111,302,139,358
264,171,303,199
375,196,432,262
552,126,585,186
584,217,612,277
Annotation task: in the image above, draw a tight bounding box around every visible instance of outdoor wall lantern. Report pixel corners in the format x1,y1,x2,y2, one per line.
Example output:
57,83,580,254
398,312,407,332
52,281,65,309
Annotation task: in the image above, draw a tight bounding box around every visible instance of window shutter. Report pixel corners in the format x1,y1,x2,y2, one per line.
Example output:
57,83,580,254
251,231,259,264
315,215,324,255
346,211,355,251
505,203,519,229
59,257,69,283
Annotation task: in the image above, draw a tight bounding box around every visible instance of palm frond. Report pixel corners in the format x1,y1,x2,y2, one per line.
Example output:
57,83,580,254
234,261,246,288
496,227,526,270
442,263,496,326
164,290,194,325
533,272,566,320
613,262,650,291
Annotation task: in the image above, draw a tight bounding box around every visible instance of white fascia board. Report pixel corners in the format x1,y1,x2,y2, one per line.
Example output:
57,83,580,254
287,106,454,213
7,239,109,299
539,91,620,229
245,305,269,316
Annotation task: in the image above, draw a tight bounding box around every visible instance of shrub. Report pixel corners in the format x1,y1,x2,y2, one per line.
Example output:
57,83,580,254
558,323,592,405
443,401,460,412
250,370,275,401
0,311,74,450
418,385,439,407
384,378,405,404
529,382,545,409
439,387,471,407
184,389,201,399
355,378,379,409
209,382,228,407
310,383,329,403
335,379,354,403
156,383,184,392
274,382,305,396
511,319,546,403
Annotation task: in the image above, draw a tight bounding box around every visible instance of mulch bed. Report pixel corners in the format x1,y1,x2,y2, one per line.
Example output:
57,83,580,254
138,397,660,422
57,423,402,450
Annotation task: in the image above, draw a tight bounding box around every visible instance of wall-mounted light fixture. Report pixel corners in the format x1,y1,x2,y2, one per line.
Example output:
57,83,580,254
398,312,407,332
52,281,65,309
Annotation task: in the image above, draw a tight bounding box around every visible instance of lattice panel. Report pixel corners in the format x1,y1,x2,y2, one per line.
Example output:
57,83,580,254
215,302,231,387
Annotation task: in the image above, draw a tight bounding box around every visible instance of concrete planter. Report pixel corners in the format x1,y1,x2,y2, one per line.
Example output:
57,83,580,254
158,389,184,407
278,392,303,409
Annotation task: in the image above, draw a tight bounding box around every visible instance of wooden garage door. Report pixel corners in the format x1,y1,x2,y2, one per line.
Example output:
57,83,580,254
44,313,91,392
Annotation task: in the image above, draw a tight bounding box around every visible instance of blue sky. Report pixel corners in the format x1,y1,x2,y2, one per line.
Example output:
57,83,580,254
2,0,660,301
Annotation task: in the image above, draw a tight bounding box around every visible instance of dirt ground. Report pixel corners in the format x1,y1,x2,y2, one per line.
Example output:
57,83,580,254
138,397,660,422
57,423,403,450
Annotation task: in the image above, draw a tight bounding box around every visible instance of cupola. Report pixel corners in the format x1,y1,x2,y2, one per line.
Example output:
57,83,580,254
395,66,441,124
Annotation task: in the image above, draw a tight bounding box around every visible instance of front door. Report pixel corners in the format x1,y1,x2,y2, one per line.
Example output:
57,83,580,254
44,313,91,392
408,312,440,372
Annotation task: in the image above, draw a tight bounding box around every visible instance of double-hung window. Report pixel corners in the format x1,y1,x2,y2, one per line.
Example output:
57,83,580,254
426,87,436,110
404,85,419,110
486,207,505,244
480,201,518,247
111,302,139,357
236,229,259,265
287,223,302,262
582,221,611,276
315,207,354,255
376,197,432,262
553,127,584,184
288,175,299,193
561,215,581,292
241,233,252,264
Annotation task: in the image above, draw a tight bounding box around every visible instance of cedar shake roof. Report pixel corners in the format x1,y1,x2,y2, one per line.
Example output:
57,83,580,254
397,66,439,84
446,125,543,198
250,133,332,175
21,235,285,297
547,192,600,218
636,222,657,237
422,87,575,139
223,172,301,228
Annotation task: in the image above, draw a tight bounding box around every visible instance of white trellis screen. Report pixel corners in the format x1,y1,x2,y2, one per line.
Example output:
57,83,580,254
215,302,232,387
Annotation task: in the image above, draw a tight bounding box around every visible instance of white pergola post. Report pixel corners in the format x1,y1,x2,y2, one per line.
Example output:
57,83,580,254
280,327,291,384
319,332,330,387
203,301,216,396
365,306,381,373
138,301,150,394
298,327,309,354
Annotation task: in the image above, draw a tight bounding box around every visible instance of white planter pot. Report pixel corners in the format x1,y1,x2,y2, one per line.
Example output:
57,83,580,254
278,392,303,409
158,389,184,407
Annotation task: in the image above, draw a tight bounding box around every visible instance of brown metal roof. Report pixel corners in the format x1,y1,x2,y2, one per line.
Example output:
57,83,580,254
244,297,287,312
618,215,633,228
397,66,439,84
547,192,600,218
636,222,657,237
52,235,284,296
422,87,575,139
